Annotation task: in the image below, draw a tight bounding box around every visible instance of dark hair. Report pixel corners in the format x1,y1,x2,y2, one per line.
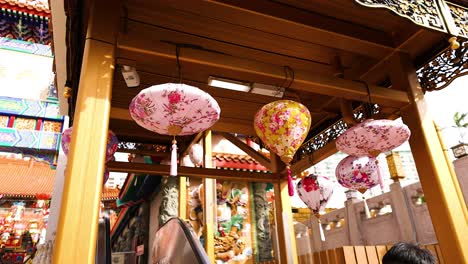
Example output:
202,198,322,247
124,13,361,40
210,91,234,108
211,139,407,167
382,242,436,264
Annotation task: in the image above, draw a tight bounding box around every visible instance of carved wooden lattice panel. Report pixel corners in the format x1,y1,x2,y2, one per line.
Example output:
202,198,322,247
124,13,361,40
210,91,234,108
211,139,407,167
417,40,468,91
354,0,447,32
447,2,468,39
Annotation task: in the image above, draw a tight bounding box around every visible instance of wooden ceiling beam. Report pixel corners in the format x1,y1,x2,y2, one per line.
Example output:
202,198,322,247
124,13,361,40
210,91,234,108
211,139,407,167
117,41,409,107
208,0,395,51
119,20,337,75
110,107,258,135
218,132,272,171
126,2,357,66
109,118,174,144
107,161,280,183
126,0,394,60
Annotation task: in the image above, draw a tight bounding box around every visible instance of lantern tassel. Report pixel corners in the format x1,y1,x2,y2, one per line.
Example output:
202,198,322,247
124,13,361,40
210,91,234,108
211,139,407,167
170,139,178,176
376,159,384,192
317,217,326,241
287,166,294,196
363,197,371,219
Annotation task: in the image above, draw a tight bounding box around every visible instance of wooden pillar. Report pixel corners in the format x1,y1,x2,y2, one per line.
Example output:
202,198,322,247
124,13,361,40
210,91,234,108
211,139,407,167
52,1,119,263
203,130,215,262
389,52,468,263
179,176,187,219
273,179,299,264
270,152,298,263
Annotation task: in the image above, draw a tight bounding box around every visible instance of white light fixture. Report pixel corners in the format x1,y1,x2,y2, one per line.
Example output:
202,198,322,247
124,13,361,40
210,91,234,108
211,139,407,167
251,83,285,98
121,65,140,88
208,76,251,92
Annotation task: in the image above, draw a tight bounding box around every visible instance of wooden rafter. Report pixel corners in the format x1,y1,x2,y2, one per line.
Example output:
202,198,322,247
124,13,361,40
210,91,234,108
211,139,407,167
107,161,280,183
218,132,272,171
117,38,409,107
180,132,204,158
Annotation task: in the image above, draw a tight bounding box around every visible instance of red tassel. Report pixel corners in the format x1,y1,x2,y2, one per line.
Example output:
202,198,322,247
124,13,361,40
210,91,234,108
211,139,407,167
170,139,177,176
287,167,294,196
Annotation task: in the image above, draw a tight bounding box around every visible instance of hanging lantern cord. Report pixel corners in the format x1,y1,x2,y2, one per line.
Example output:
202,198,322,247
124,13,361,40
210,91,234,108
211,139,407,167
278,66,295,98
354,79,373,118
176,45,182,83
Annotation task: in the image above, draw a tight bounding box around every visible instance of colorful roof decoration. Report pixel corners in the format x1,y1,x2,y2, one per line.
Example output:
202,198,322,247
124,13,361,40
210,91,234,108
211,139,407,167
0,156,119,200
213,152,268,172
0,156,54,197
0,8,51,44
0,0,50,16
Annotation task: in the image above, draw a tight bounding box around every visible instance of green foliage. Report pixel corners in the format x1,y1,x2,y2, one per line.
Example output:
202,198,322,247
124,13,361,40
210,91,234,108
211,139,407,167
453,112,468,128
453,112,468,143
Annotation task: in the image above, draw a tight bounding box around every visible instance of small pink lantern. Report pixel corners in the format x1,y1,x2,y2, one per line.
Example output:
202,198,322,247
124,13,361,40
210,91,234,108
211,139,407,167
335,155,380,193
336,119,410,157
61,127,119,162
336,155,382,218
297,174,334,241
129,83,220,176
296,174,334,215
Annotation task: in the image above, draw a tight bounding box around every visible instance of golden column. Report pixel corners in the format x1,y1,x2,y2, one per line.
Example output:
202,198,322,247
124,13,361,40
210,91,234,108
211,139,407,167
203,130,216,262
272,153,299,264
389,52,468,263
53,0,119,262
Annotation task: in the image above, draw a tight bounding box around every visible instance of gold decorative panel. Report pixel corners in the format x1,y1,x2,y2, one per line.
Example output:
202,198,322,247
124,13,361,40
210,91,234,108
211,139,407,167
15,118,36,131
43,121,62,133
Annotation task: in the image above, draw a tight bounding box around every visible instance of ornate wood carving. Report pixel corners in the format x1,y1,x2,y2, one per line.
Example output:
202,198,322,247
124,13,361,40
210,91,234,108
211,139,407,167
355,0,447,32
118,141,168,153
447,2,468,39
418,40,468,91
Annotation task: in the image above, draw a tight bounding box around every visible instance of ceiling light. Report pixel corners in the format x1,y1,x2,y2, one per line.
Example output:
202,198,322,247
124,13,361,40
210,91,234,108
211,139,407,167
121,65,140,88
251,83,285,98
208,76,251,92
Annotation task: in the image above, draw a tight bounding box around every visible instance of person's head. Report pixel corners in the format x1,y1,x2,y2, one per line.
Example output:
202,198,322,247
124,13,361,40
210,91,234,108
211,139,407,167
382,242,436,264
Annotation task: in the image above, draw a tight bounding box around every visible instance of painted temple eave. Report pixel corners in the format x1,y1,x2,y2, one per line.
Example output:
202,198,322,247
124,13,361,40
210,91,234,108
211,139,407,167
0,0,50,17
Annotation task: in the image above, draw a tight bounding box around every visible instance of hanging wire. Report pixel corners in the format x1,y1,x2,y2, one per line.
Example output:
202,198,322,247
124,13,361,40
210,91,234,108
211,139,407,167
280,65,290,89
277,66,295,98
353,79,373,118
175,45,182,83
285,66,295,89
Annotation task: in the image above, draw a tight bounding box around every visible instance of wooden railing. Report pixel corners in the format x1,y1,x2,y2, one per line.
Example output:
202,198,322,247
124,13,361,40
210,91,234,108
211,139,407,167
298,244,444,264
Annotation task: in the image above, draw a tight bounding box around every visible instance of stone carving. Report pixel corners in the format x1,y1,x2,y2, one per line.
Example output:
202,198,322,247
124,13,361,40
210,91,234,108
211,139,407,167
355,0,446,32
158,177,179,226
252,183,273,262
418,40,468,91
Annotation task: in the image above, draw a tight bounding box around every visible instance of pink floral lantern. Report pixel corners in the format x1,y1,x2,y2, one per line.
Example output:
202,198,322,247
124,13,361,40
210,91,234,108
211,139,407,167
61,127,119,162
336,119,410,157
296,174,334,215
297,174,334,241
335,155,380,193
129,83,220,176
336,155,382,218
